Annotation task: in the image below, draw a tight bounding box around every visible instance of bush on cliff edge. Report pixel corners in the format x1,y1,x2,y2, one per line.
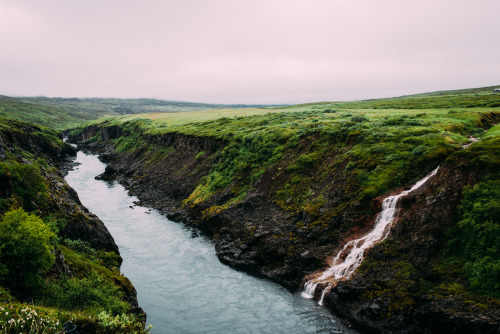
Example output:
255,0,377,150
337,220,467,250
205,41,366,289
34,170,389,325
0,208,55,289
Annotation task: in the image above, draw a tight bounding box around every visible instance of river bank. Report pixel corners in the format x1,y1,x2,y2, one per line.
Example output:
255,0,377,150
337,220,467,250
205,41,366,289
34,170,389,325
67,150,357,333
0,118,146,333
68,110,500,333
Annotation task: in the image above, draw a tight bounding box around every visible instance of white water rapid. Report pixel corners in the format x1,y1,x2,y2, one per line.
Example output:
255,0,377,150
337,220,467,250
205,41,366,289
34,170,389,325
302,167,440,304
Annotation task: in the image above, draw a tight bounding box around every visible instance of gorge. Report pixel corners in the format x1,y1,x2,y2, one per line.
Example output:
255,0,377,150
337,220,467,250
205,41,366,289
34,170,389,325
68,106,500,333
66,150,357,333
1,88,498,333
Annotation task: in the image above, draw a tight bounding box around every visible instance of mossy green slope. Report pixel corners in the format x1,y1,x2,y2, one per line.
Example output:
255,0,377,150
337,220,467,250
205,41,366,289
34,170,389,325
0,117,149,333
75,103,499,212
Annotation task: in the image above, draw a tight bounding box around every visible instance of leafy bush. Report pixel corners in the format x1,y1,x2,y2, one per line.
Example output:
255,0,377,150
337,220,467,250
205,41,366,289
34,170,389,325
63,238,96,255
445,179,500,297
0,209,55,288
322,108,337,113
351,115,368,123
0,161,47,211
287,153,319,173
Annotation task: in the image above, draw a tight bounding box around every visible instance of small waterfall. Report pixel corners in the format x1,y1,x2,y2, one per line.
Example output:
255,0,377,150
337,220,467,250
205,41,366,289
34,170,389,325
301,167,439,304
462,136,478,149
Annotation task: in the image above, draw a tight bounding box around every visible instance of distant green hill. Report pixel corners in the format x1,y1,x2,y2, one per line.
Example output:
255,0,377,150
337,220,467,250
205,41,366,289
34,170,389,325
288,84,500,110
2,84,499,130
0,95,272,130
411,85,500,96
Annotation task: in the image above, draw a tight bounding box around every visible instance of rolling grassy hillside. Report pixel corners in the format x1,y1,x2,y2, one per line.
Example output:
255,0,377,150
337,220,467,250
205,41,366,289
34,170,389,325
2,84,498,131
77,99,500,209
0,95,273,130
74,87,500,232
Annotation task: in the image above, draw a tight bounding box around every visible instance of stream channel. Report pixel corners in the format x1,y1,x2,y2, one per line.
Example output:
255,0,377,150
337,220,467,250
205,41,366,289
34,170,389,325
66,150,359,334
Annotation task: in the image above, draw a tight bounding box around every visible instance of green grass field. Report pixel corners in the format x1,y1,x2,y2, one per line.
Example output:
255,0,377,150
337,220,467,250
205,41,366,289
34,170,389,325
78,87,500,211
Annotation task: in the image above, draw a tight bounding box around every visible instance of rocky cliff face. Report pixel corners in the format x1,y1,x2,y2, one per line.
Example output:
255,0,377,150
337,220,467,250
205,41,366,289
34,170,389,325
0,121,119,253
326,161,498,333
70,125,341,288
0,119,143,317
69,124,499,333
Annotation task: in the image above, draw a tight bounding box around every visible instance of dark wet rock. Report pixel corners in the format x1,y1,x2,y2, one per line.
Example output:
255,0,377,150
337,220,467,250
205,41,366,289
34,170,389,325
52,250,72,278
0,135,6,159
95,164,117,180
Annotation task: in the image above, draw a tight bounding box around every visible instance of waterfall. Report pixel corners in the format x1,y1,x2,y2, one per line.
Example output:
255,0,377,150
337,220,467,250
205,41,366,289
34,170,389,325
301,167,440,304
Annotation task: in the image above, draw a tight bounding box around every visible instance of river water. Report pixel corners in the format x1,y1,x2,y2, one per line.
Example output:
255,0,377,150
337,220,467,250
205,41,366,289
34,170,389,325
66,151,358,334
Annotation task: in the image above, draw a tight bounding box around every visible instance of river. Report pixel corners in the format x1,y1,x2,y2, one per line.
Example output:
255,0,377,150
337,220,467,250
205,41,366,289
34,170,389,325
65,150,358,334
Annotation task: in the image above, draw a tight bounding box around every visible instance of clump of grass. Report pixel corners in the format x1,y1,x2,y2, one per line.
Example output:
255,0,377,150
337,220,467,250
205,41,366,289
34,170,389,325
0,304,61,333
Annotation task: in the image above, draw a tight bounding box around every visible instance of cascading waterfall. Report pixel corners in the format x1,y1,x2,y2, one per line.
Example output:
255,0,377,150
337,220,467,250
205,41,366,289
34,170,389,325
302,167,440,305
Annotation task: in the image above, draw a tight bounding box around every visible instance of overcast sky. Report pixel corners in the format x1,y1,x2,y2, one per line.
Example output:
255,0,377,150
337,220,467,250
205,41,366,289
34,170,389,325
0,0,499,104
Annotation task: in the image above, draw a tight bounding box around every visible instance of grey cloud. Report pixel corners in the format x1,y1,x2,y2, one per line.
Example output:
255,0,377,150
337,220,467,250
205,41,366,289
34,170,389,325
0,0,499,104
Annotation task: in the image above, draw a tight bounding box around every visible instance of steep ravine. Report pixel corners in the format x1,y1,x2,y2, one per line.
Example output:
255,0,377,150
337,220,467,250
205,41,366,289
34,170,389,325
69,124,499,334
0,119,144,327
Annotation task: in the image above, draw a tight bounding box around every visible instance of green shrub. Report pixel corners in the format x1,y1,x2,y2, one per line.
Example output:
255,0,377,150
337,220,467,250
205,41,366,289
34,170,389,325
410,145,427,156
63,238,96,255
42,271,129,314
351,115,368,123
0,161,47,210
345,161,356,170
445,179,500,297
97,311,152,333
322,108,337,113
0,208,55,288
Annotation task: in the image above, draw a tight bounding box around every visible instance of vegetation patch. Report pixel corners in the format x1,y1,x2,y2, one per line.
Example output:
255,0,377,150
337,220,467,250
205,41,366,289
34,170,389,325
0,117,150,333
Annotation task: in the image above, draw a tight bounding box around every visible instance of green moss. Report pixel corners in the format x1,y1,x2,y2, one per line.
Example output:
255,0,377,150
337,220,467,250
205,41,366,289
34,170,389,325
444,178,500,298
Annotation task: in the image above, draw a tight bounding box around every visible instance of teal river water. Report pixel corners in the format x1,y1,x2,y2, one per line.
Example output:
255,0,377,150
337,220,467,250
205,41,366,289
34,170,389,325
66,151,359,334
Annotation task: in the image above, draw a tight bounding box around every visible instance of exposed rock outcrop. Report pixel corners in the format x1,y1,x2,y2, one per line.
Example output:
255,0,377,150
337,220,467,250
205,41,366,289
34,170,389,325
325,161,499,333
